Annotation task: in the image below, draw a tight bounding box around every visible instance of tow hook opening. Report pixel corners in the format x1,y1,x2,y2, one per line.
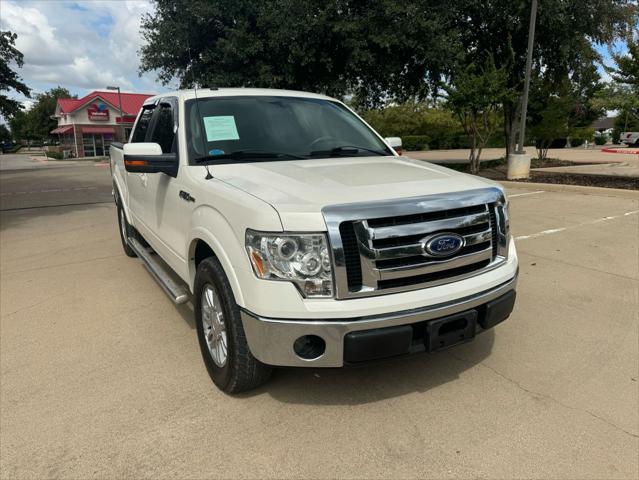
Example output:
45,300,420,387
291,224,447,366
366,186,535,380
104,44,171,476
293,335,326,360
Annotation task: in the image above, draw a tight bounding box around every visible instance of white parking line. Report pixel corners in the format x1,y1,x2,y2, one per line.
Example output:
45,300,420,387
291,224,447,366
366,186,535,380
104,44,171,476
515,210,639,241
509,190,545,198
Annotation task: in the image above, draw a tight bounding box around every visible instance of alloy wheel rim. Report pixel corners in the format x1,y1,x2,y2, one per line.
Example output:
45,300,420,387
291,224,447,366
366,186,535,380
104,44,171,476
201,283,228,367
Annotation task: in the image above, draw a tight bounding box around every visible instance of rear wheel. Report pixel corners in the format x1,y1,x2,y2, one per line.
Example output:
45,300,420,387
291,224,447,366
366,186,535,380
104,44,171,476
195,256,272,393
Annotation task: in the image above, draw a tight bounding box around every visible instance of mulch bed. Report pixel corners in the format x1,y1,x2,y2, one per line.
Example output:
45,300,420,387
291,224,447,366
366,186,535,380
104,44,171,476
524,171,638,190
430,156,638,190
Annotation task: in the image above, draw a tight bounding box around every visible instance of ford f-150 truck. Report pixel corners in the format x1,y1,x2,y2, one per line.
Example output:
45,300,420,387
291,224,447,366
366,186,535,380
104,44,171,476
110,88,518,393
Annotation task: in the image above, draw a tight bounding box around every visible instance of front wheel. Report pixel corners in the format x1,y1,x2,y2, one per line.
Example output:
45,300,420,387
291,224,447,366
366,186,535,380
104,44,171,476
195,256,272,393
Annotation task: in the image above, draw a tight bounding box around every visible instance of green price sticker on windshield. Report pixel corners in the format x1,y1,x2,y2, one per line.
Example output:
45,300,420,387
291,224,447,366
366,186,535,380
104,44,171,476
203,116,240,142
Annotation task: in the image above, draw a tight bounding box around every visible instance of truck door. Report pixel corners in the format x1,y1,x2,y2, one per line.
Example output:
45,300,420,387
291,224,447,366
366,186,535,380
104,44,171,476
126,103,156,230
140,97,191,279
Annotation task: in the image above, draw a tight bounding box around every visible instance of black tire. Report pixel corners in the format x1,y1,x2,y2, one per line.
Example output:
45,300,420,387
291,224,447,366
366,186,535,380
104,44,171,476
195,256,272,393
116,201,137,258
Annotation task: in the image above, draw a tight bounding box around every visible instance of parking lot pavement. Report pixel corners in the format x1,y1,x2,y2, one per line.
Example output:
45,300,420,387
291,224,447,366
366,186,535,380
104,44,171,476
0,154,112,211
1,164,637,478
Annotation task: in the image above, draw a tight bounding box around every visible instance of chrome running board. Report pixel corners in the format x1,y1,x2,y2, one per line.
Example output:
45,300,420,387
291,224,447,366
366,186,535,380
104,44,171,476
128,236,190,304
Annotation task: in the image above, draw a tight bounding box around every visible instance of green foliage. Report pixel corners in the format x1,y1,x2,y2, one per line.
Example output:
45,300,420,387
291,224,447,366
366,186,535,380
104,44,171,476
611,128,622,144
45,151,63,160
450,0,633,153
444,58,513,173
528,51,603,160
7,108,26,141
596,36,639,129
140,0,456,107
401,135,431,151
0,30,31,120
594,135,607,145
570,127,595,146
8,87,75,141
606,36,639,92
360,104,460,137
0,123,10,141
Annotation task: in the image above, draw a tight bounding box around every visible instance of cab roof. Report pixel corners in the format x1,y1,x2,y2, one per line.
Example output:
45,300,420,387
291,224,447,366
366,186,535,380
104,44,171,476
143,88,336,105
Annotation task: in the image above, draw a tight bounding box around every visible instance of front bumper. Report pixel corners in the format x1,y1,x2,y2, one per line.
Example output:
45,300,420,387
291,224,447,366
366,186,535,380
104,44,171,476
240,272,518,367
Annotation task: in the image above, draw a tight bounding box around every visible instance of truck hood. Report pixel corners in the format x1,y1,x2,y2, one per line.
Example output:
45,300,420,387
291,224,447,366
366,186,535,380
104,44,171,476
210,156,501,230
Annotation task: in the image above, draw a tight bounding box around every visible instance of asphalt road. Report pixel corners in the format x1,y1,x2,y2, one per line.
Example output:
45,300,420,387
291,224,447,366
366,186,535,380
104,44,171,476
1,153,638,479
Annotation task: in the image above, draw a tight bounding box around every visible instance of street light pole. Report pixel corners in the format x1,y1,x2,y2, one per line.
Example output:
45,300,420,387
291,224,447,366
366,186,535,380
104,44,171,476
106,85,123,141
507,0,538,179
516,0,538,154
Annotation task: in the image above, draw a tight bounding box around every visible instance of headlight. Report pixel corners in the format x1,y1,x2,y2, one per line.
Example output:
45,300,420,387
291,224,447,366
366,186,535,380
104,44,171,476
245,230,333,298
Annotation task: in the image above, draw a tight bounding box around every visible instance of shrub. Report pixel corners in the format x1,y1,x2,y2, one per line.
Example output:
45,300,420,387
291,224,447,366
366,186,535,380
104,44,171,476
45,151,63,160
594,135,607,145
402,135,430,151
611,128,621,144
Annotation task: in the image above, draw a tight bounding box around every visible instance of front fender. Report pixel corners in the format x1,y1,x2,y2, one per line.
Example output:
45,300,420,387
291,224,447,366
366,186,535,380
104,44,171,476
187,206,254,307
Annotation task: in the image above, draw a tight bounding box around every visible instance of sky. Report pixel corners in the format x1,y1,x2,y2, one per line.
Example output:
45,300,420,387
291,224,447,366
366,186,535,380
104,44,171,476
0,0,632,118
0,0,175,113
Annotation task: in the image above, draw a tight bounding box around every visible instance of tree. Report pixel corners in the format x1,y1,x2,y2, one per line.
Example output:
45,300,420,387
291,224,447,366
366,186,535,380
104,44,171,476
444,58,513,174
607,36,639,91
7,87,75,142
139,0,456,106
7,109,27,142
24,87,74,140
0,30,30,120
595,35,639,133
529,50,604,159
450,0,634,155
0,123,11,142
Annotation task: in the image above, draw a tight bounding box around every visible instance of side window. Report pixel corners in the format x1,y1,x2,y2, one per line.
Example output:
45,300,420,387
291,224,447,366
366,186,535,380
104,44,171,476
131,106,154,143
150,102,176,153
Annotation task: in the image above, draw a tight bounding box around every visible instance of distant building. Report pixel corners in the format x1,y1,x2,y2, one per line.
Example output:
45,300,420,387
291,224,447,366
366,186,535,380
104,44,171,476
591,116,616,133
51,90,154,157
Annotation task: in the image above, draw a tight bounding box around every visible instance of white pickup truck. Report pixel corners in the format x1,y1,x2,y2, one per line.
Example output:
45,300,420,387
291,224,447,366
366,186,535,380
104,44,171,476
110,88,518,393
620,131,639,146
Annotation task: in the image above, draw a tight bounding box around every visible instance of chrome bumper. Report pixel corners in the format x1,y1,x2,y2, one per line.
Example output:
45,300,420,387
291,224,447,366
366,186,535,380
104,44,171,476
240,273,518,367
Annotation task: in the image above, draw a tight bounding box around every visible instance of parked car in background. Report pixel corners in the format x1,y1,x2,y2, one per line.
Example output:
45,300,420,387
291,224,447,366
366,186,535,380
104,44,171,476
620,132,639,146
110,88,518,393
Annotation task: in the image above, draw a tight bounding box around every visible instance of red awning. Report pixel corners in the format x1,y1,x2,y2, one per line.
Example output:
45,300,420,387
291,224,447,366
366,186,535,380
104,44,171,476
82,126,115,134
51,126,73,134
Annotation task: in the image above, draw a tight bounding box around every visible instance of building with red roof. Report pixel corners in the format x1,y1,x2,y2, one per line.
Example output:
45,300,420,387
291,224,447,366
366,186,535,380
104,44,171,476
52,90,154,157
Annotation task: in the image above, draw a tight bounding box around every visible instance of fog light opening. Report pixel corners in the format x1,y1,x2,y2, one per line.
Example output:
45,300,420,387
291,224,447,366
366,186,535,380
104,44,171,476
293,335,326,360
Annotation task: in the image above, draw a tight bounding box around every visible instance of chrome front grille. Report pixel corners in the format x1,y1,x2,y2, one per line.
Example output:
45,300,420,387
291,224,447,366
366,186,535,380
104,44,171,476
323,188,509,299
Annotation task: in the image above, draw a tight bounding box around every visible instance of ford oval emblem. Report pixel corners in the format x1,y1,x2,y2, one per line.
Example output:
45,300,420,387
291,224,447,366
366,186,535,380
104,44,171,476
423,233,465,257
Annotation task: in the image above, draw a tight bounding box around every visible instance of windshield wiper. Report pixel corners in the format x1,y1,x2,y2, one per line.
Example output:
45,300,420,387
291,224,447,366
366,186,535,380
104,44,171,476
195,150,305,164
308,145,388,157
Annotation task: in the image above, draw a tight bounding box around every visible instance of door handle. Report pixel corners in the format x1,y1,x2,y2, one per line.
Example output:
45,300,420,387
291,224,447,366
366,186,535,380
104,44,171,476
179,190,195,202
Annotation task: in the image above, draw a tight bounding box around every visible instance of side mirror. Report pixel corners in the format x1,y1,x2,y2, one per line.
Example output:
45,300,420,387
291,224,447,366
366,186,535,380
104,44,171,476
384,137,402,155
123,142,177,177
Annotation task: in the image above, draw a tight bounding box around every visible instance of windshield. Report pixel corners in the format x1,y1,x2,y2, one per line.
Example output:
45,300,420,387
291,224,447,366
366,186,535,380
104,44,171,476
185,96,392,164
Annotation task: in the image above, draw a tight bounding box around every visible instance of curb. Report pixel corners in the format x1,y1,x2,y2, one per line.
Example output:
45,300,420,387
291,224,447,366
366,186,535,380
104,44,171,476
499,180,639,199
602,147,639,155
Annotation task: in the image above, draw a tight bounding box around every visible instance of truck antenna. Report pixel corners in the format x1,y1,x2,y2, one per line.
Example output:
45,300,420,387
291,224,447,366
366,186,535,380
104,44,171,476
187,16,213,180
